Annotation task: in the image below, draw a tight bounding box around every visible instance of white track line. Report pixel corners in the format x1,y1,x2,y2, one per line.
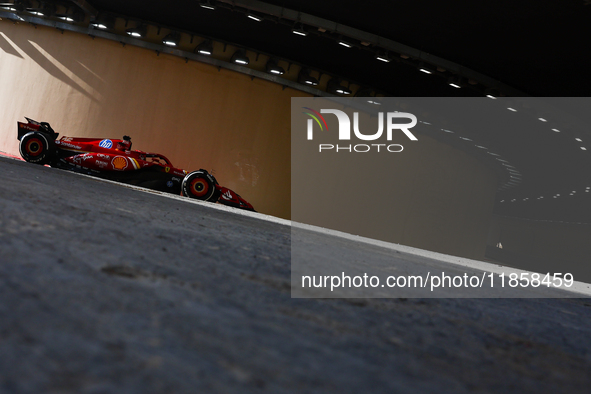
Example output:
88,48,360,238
292,223,591,297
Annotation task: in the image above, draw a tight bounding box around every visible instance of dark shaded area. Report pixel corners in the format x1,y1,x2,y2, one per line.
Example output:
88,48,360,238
87,0,591,96
261,0,591,96
1,157,591,393
0,33,24,58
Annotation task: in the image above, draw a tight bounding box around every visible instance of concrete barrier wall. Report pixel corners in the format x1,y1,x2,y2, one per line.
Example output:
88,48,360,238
0,21,308,219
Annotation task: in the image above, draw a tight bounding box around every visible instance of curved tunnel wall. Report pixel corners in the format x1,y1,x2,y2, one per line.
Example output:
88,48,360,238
0,21,308,219
291,100,500,260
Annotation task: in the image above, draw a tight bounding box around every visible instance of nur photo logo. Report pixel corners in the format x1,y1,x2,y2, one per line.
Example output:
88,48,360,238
303,107,418,153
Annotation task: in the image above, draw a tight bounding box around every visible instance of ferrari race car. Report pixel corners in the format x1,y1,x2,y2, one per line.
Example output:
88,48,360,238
16,118,255,211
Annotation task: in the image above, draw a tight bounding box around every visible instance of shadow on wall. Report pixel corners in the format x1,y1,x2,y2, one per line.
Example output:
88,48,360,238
4,31,102,102
0,32,23,58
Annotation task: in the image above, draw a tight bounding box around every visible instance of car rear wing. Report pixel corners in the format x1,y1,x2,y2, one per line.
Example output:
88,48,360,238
17,118,59,141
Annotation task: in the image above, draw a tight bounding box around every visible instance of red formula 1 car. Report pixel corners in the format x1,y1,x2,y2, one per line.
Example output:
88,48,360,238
16,118,255,211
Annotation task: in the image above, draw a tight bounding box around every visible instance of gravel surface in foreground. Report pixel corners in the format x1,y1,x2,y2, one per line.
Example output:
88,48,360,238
1,156,590,393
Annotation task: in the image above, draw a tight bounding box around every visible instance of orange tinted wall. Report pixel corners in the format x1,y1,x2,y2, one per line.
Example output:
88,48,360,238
0,21,309,218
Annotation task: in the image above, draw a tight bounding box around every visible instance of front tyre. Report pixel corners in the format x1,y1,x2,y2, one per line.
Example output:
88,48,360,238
181,170,218,201
19,132,56,165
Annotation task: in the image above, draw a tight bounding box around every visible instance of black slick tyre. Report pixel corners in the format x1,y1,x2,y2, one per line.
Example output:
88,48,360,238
19,131,56,165
182,170,217,201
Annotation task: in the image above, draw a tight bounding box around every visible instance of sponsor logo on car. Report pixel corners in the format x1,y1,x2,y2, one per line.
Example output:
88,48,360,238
221,191,233,201
58,141,83,150
112,156,128,170
99,139,113,149
167,181,174,188
72,153,93,164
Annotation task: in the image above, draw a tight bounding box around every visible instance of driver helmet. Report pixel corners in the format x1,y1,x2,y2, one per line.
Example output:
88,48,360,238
117,135,132,151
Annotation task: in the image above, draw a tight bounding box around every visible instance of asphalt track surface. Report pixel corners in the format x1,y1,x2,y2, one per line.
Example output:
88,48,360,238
1,155,591,393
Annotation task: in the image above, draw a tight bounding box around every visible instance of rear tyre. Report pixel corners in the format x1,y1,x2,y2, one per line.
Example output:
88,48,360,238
19,132,56,165
182,170,217,201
